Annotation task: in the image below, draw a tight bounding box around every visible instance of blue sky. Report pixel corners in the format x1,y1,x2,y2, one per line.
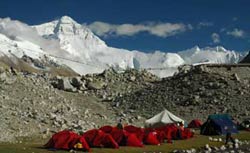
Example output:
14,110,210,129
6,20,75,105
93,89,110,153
0,0,249,52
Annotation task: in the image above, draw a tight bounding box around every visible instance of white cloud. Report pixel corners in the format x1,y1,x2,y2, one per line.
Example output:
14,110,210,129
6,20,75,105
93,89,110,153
88,21,191,38
0,18,69,57
116,24,146,36
226,28,245,38
147,23,187,37
211,33,220,43
197,22,213,29
87,21,113,36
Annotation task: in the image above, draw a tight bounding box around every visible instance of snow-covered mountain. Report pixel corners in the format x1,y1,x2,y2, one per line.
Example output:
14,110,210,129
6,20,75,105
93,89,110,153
178,46,243,64
0,16,246,77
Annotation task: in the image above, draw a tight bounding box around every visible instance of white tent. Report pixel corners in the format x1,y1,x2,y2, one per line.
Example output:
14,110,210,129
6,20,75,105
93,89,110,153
145,109,184,128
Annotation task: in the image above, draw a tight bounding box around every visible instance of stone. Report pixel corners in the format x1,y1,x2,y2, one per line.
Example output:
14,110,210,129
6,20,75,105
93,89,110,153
190,148,196,153
86,80,106,90
209,137,213,141
129,76,136,81
136,115,141,120
212,147,219,151
70,77,83,89
0,72,8,82
172,150,180,153
186,150,192,153
213,138,218,142
54,77,76,92
69,149,77,153
232,73,240,81
205,144,212,152
234,143,239,149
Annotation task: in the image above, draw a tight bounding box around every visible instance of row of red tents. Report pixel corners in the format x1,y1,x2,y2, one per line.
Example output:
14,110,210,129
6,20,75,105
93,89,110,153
45,124,194,152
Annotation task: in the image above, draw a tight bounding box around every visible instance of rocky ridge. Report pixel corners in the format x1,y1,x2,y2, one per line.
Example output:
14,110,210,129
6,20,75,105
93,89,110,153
113,64,250,121
0,68,112,142
0,67,157,142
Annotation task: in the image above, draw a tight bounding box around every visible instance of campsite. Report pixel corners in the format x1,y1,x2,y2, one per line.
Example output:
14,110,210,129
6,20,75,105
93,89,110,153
1,110,250,153
1,1,250,152
1,62,250,153
0,131,250,153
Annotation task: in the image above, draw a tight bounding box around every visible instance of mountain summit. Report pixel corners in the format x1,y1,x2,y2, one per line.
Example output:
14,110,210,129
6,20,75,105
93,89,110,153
0,16,246,77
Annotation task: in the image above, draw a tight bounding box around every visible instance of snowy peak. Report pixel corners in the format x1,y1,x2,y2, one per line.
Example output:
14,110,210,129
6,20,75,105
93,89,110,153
59,16,78,24
54,16,84,35
192,45,201,52
34,16,107,57
178,46,243,64
34,16,80,36
34,16,105,44
203,46,227,52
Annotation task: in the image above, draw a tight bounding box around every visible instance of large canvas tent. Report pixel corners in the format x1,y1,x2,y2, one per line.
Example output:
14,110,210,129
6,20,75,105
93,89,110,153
145,109,184,128
200,114,238,135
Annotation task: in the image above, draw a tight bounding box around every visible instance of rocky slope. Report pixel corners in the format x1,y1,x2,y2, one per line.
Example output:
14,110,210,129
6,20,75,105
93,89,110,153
113,64,250,121
0,67,157,142
1,63,250,142
0,68,113,142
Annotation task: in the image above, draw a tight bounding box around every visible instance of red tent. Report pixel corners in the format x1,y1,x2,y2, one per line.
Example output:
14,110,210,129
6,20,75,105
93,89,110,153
126,133,144,147
110,128,143,147
44,130,90,151
124,125,144,142
99,125,114,134
155,130,166,143
154,124,178,142
188,119,202,128
143,132,160,145
110,128,127,145
82,129,98,147
77,137,91,151
144,128,165,143
100,134,119,148
181,128,194,139
83,129,119,148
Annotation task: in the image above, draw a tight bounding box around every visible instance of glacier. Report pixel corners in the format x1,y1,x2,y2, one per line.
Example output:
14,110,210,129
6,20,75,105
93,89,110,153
0,16,246,77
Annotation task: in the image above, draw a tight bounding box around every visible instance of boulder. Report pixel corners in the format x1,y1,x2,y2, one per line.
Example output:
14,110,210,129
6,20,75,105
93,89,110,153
53,77,76,92
0,72,8,82
70,77,83,89
86,80,106,90
178,65,192,74
232,73,240,81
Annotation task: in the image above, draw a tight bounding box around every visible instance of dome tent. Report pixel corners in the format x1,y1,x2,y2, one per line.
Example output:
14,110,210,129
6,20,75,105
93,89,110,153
188,119,203,128
145,109,184,128
44,130,90,151
201,114,238,135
